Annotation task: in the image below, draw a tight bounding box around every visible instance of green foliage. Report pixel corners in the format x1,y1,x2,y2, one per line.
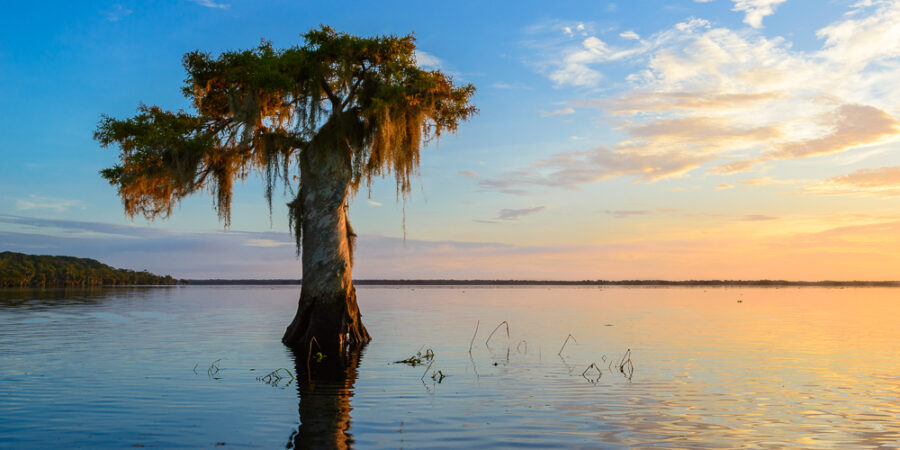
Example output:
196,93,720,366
97,26,476,249
395,348,435,366
0,252,179,288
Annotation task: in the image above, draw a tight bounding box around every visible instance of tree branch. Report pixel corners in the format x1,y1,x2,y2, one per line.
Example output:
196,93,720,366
319,77,341,112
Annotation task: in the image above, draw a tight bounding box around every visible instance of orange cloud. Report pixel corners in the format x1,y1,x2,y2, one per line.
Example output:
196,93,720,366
583,91,782,115
804,165,900,197
769,104,899,160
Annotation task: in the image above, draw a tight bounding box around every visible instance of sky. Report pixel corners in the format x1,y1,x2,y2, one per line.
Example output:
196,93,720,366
2,0,900,280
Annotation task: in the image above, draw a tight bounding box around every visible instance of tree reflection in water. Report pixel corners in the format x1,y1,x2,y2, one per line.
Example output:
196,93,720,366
286,346,364,449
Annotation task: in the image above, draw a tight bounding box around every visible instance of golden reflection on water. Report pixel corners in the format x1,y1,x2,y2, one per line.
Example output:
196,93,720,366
359,286,900,447
559,288,900,447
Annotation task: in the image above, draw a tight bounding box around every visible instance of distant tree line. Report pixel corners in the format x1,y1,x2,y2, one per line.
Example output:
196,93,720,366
0,252,180,287
185,279,900,287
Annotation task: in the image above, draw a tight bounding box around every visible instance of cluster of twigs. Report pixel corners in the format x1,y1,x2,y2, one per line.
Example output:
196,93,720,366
256,368,295,387
395,347,435,367
395,346,447,383
395,319,636,388
193,359,224,380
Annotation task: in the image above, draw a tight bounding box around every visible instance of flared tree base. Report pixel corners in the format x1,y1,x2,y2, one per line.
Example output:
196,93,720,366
282,285,371,354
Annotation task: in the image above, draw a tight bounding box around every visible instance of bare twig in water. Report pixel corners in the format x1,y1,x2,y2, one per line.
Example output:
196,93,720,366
420,359,435,381
207,359,222,379
617,349,634,380
558,334,577,356
516,339,527,354
485,321,509,347
468,320,480,354
256,368,295,387
582,362,602,383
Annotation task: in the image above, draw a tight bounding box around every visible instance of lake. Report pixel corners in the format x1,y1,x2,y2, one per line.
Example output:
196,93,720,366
1,285,899,448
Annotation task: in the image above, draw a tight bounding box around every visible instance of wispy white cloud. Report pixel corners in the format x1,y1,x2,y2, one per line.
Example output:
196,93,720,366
16,195,84,212
190,0,230,9
104,4,133,21
415,50,442,69
540,106,575,117
244,238,291,248
496,206,545,220
731,0,787,28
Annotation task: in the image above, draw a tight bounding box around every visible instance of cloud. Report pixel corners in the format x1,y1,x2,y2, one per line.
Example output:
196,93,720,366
603,209,652,218
16,195,84,212
492,82,531,90
190,0,230,9
496,206,546,220
5,214,900,280
104,4,133,21
518,3,900,191
803,165,900,197
768,104,899,160
620,31,641,40
731,0,787,28
367,199,383,206
540,107,575,117
244,239,292,248
415,50,442,69
742,214,778,221
587,91,783,115
479,146,711,192
458,170,480,179
715,184,734,190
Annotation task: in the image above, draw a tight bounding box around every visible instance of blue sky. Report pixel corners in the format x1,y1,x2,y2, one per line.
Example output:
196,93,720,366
3,0,900,279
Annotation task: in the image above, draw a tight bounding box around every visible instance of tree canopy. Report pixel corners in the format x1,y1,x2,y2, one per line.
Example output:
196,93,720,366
0,252,179,288
96,26,476,247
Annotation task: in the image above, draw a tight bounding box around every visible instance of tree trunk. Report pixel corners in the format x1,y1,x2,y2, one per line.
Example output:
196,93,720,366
282,140,371,352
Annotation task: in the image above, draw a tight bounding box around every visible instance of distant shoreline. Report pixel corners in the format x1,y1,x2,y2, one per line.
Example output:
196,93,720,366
184,279,900,287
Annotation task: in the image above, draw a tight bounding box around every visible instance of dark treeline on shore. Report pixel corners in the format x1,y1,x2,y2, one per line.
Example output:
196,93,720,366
0,252,180,287
186,279,900,287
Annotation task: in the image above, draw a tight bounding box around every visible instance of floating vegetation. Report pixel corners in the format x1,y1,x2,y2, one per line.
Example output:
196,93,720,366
558,334,577,356
396,348,435,367
256,368,294,387
431,369,447,382
485,321,509,347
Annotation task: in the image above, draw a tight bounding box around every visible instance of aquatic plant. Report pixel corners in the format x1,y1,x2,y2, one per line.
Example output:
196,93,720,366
395,348,435,367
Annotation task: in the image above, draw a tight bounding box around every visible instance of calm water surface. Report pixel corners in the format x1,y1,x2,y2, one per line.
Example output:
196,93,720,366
1,286,899,448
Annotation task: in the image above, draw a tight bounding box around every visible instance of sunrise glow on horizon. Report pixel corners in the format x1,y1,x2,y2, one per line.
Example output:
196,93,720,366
3,0,900,280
